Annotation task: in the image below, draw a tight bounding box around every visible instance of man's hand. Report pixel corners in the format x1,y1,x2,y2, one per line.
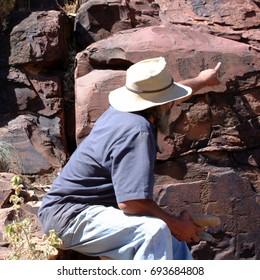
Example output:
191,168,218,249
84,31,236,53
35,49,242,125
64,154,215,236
177,62,222,102
118,199,202,243
173,210,202,243
197,62,222,87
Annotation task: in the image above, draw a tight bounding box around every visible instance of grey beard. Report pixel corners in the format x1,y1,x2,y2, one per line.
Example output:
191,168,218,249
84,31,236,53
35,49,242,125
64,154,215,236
154,108,170,135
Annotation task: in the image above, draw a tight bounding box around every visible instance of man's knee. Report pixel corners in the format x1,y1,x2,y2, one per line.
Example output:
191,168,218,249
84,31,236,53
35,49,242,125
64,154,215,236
143,217,171,238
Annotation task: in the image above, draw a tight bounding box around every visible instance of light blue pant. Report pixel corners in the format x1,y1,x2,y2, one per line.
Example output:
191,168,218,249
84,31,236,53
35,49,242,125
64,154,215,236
60,205,193,260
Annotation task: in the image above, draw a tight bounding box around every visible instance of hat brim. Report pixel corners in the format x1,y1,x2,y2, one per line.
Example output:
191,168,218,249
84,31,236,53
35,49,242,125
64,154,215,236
108,82,192,112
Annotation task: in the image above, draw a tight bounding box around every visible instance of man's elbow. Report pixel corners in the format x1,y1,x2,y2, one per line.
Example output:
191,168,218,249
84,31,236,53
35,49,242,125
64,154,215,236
118,201,141,215
118,202,132,214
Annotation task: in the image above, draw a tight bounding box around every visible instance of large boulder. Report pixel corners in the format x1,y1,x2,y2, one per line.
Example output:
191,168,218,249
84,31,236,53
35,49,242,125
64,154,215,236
8,11,68,67
75,69,125,143
0,115,65,174
154,165,260,259
74,0,160,50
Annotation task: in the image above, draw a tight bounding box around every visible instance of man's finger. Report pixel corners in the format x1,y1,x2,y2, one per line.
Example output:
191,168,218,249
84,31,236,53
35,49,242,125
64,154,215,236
215,62,222,71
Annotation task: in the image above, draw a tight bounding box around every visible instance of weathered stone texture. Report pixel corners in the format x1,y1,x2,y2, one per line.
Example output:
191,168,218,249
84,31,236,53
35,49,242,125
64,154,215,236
0,10,69,175
157,0,260,49
154,165,260,259
75,0,160,50
76,69,125,143
9,11,68,66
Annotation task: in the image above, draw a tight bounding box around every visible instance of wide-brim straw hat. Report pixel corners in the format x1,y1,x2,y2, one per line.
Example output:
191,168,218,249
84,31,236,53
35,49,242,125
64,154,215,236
109,57,192,112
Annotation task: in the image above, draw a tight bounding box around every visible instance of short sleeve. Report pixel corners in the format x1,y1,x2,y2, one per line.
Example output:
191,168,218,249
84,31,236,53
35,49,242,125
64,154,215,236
111,129,156,203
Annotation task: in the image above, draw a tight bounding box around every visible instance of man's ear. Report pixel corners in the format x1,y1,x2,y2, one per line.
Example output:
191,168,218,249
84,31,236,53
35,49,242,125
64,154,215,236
149,115,155,123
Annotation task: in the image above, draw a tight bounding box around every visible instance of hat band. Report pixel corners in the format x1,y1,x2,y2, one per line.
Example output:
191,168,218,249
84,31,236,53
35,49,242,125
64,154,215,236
125,78,174,94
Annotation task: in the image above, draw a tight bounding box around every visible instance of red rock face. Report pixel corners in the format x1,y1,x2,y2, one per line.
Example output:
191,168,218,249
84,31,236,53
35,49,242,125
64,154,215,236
74,24,259,149
158,0,260,49
0,0,259,259
0,10,68,175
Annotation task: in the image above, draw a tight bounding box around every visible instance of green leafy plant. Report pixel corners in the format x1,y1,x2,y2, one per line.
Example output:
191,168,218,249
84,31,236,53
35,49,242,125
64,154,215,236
4,175,62,260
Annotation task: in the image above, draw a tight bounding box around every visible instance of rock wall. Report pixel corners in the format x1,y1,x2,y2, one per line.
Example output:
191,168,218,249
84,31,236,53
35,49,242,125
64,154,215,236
0,8,70,175
0,0,259,259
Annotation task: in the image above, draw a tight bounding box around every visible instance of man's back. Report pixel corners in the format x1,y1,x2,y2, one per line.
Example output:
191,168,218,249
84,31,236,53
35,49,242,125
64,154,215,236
38,107,156,235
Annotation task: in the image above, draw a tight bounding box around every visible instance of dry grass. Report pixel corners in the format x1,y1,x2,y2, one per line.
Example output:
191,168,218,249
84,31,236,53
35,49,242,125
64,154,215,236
0,141,21,174
64,0,79,14
56,0,80,15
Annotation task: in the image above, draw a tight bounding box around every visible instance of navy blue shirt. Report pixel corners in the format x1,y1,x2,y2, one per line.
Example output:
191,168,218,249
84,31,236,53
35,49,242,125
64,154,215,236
38,107,157,234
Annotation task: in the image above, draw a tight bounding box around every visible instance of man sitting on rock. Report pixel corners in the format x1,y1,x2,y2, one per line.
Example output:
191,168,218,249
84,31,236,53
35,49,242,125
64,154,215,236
38,57,221,260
